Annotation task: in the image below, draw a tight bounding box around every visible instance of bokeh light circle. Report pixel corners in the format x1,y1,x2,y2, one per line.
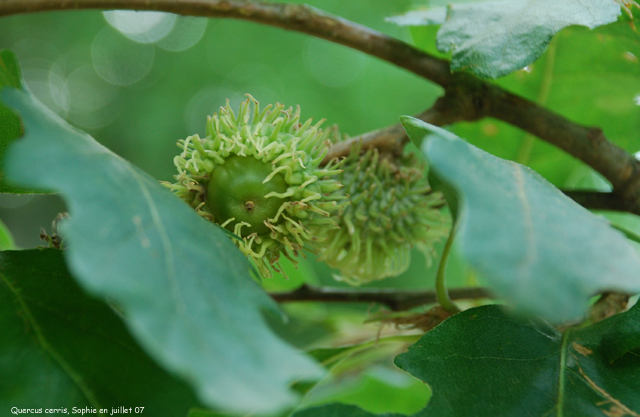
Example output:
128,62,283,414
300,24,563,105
103,11,176,44
184,87,244,136
304,37,369,88
157,17,208,52
92,27,156,86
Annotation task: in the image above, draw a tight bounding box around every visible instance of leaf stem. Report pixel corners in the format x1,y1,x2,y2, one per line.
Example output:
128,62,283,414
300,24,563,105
435,223,462,314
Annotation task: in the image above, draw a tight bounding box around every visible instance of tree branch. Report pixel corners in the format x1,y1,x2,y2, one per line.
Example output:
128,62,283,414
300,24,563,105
322,98,462,163
269,284,492,312
562,190,634,213
3,0,640,213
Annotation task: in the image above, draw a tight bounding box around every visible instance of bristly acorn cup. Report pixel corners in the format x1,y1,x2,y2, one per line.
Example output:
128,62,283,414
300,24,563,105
315,143,451,285
162,95,346,278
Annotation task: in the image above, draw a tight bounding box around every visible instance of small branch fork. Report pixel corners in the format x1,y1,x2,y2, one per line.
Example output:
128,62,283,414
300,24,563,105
269,284,491,312
2,0,638,214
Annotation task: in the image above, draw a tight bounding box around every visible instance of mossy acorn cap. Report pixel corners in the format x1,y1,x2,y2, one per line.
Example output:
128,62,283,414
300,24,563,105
163,95,346,277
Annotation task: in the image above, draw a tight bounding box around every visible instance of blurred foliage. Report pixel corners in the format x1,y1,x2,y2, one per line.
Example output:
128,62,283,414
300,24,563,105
0,217,14,249
2,0,640,415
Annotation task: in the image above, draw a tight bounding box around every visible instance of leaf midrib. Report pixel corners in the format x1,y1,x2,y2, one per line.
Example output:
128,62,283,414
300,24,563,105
513,165,537,282
1,271,103,412
556,328,573,417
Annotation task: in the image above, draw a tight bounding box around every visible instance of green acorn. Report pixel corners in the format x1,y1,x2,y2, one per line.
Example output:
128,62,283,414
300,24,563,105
316,144,450,285
163,95,346,278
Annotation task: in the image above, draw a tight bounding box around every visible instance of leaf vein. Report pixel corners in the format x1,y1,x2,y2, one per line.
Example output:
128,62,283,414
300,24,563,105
0,271,103,410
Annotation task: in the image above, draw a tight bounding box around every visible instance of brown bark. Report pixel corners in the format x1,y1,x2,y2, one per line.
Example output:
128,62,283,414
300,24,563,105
270,284,492,311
